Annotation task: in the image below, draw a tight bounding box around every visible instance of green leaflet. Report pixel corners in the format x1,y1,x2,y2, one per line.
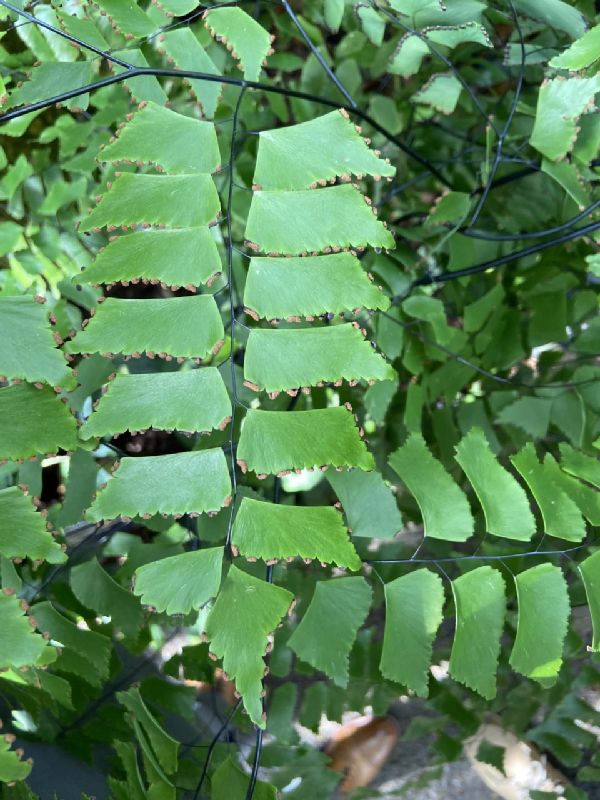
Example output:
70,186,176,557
288,576,372,688
237,408,375,475
0,296,74,389
389,434,474,542
510,564,570,687
530,76,600,160
243,253,389,320
511,444,585,542
6,62,94,111
0,734,32,783
80,368,231,439
77,228,222,289
449,567,506,700
56,10,110,53
245,186,395,255
380,569,444,697
579,550,600,652
231,497,361,569
118,687,179,775
0,486,65,564
326,469,402,539
544,454,600,525
205,7,273,82
65,296,225,360
100,102,221,174
497,396,552,439
390,24,491,78
0,384,79,461
158,29,222,118
0,592,49,670
158,0,198,14
204,564,293,727
87,449,231,521
70,558,144,639
356,5,385,45
80,173,221,231
550,25,600,70
413,74,462,114
244,324,394,393
91,0,156,38
559,444,600,489
33,601,112,683
111,49,168,107
133,547,223,615
455,428,536,541
211,755,277,800
513,0,587,39
252,110,394,191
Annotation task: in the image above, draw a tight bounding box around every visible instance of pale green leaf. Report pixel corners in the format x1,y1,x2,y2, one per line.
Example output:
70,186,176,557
91,0,156,38
288,576,372,688
159,29,222,117
7,62,94,110
133,547,223,615
455,428,536,541
391,24,491,77
237,408,375,475
80,368,231,439
65,296,224,360
544,454,600,525
0,384,79,461
244,324,394,393
70,558,144,638
0,592,49,669
356,5,385,46
389,434,474,542
0,735,32,783
77,228,222,289
0,296,74,389
87,449,231,521
80,173,221,231
510,564,569,687
56,9,110,53
158,0,198,14
389,34,429,77
511,444,585,542
380,569,444,697
559,443,600,489
112,49,168,106
327,468,402,539
118,687,178,775
513,0,587,39
449,566,506,699
205,7,273,82
427,191,471,225
253,110,394,191
550,25,600,70
205,564,293,726
579,550,600,652
530,76,600,160
325,0,345,32
211,755,277,800
245,186,395,255
243,253,389,320
100,102,221,174
231,497,361,569
0,486,65,564
413,73,462,114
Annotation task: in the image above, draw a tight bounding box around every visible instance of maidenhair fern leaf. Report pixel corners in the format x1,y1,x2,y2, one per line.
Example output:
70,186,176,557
87,449,231,521
7,62,94,111
380,569,444,697
389,434,474,542
80,368,231,439
559,444,600,489
391,24,491,78
544,454,600,526
288,577,372,688
509,564,570,687
111,49,168,107
245,186,395,255
0,734,32,783
204,564,293,727
449,567,505,700
237,408,374,475
118,688,178,775
70,558,144,638
530,76,600,160
99,102,221,174
243,254,389,320
231,497,361,569
204,7,273,82
91,0,156,39
455,428,536,541
77,228,222,289
80,173,221,231
413,73,462,114
66,296,225,360
326,469,402,539
0,296,74,389
0,591,49,669
579,550,600,652
158,29,222,118
511,444,585,542
0,487,65,564
133,547,223,615
0,384,79,461
244,324,394,393
252,110,395,191
211,755,277,800
155,0,198,14
549,25,600,70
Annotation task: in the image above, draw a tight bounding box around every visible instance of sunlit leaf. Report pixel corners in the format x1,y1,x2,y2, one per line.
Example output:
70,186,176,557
205,7,273,82
0,486,65,564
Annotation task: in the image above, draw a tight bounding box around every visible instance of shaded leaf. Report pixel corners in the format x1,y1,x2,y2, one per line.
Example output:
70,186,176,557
413,74,462,114
327,468,402,539
211,755,277,800
530,76,600,160
159,29,222,117
579,550,600,652
205,7,273,82
0,486,65,564
118,687,178,775
7,62,93,110
0,591,49,670
559,443,600,489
